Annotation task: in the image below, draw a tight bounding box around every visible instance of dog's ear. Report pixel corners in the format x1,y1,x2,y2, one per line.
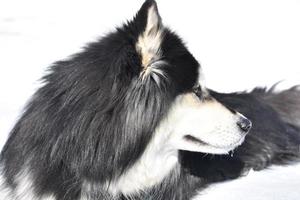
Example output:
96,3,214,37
135,0,162,34
142,0,162,36
134,0,165,82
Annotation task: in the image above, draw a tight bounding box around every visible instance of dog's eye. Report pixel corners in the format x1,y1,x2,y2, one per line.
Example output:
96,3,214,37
193,85,202,98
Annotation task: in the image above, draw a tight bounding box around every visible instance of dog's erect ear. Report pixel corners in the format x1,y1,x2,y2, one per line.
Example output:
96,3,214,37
134,0,165,81
143,0,162,36
135,0,162,33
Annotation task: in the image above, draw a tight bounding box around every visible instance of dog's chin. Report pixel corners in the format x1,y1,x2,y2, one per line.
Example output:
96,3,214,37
198,143,240,154
183,135,246,155
202,137,246,155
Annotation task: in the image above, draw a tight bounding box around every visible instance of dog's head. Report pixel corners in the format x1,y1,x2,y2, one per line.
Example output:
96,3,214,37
113,0,252,155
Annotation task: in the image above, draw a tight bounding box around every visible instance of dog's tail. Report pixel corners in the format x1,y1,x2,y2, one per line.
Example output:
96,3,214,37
252,85,300,128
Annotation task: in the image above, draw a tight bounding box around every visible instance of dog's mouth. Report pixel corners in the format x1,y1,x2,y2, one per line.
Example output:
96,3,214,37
184,134,245,153
184,135,210,146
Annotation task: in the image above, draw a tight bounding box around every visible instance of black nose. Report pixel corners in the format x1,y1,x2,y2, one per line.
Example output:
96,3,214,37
237,117,252,133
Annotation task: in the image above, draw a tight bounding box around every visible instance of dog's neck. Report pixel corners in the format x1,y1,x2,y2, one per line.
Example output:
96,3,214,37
106,125,179,196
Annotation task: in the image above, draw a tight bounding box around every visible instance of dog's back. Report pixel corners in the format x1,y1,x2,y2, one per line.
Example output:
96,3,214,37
254,86,300,128
247,86,300,167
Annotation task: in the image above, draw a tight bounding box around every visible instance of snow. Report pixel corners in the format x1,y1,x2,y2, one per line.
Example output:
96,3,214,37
0,0,300,199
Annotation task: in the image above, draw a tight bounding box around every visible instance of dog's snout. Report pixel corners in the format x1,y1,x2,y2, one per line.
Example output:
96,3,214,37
237,117,252,133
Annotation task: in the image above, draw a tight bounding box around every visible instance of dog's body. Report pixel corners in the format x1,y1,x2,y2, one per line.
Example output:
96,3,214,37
0,1,300,199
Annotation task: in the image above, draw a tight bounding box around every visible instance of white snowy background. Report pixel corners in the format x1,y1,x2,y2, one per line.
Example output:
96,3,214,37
0,0,300,199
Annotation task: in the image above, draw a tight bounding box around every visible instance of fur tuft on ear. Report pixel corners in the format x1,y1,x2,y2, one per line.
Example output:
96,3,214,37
136,0,165,81
144,1,161,35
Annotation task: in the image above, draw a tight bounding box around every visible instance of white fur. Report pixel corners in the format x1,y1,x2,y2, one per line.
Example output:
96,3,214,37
169,93,246,154
0,171,12,200
107,116,179,196
0,168,56,200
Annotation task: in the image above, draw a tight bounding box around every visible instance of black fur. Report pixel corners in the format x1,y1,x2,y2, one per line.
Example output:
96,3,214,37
1,0,300,199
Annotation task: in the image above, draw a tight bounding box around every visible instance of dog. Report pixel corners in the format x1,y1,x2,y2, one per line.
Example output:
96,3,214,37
0,0,299,199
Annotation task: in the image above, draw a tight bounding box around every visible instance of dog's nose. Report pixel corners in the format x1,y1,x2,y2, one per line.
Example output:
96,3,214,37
237,117,252,133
